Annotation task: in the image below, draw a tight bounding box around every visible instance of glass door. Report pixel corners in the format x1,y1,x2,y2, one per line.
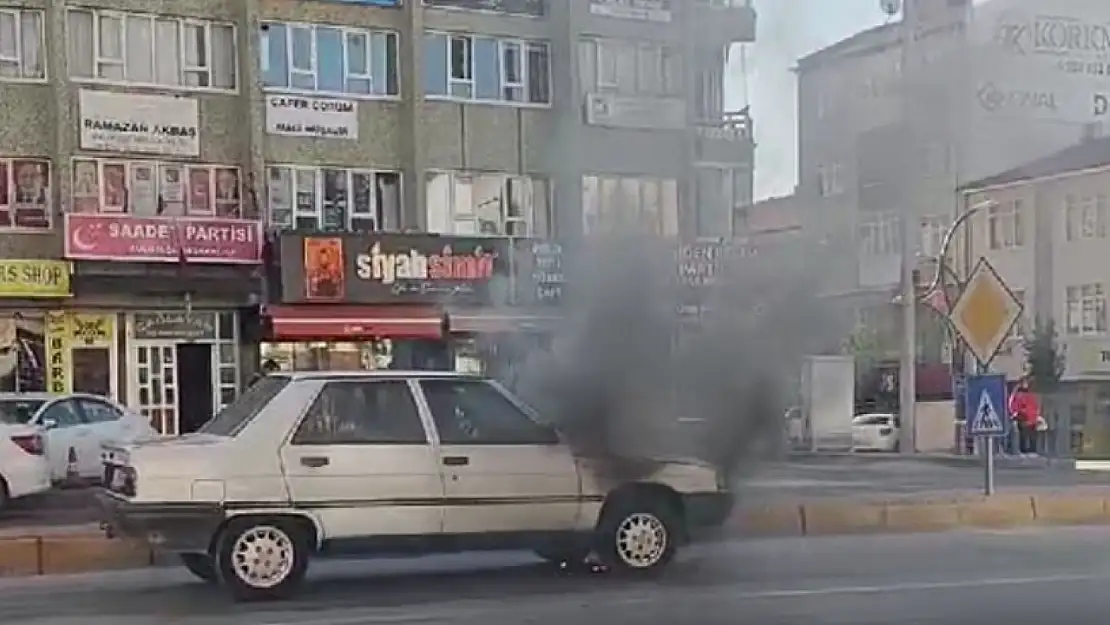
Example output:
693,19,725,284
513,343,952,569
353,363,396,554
135,344,178,434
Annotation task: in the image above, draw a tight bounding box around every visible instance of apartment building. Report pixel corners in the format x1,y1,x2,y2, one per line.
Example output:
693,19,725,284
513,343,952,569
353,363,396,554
0,0,755,433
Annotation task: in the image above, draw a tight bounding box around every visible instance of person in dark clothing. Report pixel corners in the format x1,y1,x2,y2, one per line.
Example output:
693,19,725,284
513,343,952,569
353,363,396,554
248,359,281,388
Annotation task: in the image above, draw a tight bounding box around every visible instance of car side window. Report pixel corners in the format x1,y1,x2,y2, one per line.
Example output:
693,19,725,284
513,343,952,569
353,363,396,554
420,380,558,445
39,400,85,428
77,399,122,424
292,380,428,445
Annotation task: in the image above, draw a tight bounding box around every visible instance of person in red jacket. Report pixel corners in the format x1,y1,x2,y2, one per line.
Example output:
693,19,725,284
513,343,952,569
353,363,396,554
1008,377,1040,454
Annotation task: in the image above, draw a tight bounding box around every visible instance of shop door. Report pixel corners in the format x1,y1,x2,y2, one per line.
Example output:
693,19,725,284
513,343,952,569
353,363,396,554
135,344,178,435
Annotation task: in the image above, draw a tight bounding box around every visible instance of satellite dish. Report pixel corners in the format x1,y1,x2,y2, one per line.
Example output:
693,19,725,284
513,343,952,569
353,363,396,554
880,0,901,17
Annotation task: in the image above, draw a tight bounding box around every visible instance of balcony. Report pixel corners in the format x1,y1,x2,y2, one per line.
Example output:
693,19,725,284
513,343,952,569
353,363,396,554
693,110,755,165
693,0,757,45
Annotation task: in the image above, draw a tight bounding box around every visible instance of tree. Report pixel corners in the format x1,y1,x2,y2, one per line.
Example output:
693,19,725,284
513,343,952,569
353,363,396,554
1023,318,1064,393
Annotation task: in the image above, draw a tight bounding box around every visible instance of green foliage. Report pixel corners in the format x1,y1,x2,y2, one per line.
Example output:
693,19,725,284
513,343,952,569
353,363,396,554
1024,318,1064,393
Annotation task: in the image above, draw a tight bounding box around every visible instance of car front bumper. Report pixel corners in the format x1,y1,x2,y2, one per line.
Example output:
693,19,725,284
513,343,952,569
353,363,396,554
682,491,734,540
96,490,224,553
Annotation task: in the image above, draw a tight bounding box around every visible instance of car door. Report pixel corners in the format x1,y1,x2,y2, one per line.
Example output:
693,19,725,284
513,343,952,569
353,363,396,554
278,378,444,543
72,397,126,477
35,399,91,482
415,378,580,535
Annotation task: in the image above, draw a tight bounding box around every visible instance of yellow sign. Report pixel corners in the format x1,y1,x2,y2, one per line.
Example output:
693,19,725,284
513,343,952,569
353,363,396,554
0,260,71,297
45,312,71,394
68,312,115,347
949,258,1023,367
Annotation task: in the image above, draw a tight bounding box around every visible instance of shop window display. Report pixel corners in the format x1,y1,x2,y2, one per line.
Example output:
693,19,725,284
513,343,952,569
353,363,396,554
261,339,453,372
0,313,45,392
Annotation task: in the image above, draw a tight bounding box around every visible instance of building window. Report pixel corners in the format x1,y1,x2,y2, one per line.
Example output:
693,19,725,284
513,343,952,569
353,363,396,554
0,158,51,229
67,9,237,91
987,199,1024,249
1010,288,1027,339
424,32,550,105
582,175,679,236
1065,193,1107,241
579,38,679,96
1066,283,1107,336
425,171,551,237
266,165,401,232
859,211,901,256
71,158,244,218
920,214,947,259
817,162,843,197
0,9,46,81
260,22,399,98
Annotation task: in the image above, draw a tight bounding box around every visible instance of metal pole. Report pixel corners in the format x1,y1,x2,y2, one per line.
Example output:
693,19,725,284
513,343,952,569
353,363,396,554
898,7,918,454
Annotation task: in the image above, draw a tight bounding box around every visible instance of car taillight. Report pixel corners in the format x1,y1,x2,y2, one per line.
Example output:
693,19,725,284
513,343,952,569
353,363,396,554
11,434,44,456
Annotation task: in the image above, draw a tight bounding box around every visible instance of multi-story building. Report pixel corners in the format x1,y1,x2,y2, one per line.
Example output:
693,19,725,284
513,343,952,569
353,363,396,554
0,0,755,434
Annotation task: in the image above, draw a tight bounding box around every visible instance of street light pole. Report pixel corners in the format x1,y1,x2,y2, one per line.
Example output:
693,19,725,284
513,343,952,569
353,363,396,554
898,5,919,454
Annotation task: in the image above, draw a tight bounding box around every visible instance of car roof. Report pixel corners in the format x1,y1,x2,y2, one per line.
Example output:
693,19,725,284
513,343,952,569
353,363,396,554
0,392,117,402
275,370,490,381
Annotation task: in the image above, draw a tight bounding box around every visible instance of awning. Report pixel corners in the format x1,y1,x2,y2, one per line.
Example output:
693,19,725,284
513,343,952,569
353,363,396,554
264,305,444,340
447,311,561,334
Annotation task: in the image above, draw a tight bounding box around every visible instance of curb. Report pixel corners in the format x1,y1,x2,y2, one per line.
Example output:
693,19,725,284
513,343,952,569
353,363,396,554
4,493,1110,577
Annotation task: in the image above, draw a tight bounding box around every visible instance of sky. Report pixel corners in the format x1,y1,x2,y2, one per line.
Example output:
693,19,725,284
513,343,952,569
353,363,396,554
728,0,892,201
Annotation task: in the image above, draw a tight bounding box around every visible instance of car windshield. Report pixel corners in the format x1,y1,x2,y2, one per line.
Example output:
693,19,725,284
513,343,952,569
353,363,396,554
0,399,46,425
197,376,289,437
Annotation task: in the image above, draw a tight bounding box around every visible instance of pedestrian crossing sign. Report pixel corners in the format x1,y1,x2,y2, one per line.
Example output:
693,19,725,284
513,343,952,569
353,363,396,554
965,373,1007,437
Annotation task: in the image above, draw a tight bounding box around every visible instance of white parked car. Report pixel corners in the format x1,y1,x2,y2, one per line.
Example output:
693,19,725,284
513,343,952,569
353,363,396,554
0,393,157,484
851,412,900,452
0,420,50,511
98,371,732,602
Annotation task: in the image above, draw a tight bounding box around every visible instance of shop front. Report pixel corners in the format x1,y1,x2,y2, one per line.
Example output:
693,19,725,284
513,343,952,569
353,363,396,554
262,232,565,376
0,259,74,394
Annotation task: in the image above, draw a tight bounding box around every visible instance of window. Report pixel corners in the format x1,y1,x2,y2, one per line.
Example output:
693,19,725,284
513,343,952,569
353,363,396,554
420,379,557,445
39,400,84,428
1066,284,1107,336
920,215,947,259
199,375,289,437
0,399,45,425
425,31,550,105
292,380,427,445
859,212,902,256
77,399,122,423
582,175,679,236
987,199,1024,249
67,9,237,90
0,9,46,80
579,38,679,96
425,171,551,237
817,162,844,197
266,165,401,232
1065,193,1107,241
261,22,399,97
71,158,244,218
0,157,51,229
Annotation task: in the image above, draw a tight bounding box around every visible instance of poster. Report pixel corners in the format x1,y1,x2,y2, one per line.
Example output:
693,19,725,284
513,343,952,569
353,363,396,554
45,312,70,394
11,160,50,228
72,159,100,213
0,160,8,227
322,169,348,231
102,163,126,212
188,167,211,214
214,168,241,218
129,163,158,216
267,167,293,228
159,164,186,216
303,237,345,301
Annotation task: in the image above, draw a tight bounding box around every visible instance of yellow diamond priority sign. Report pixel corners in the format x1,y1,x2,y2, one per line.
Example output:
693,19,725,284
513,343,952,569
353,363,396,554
949,257,1023,368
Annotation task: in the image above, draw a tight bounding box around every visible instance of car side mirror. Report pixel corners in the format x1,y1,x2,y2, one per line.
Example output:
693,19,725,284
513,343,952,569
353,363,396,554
41,418,58,430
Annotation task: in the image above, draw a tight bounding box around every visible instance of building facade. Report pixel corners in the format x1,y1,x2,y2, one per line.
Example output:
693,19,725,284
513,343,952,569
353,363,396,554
0,0,755,433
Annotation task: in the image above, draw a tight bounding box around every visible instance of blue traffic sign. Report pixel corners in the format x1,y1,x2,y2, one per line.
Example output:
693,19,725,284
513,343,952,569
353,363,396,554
966,373,1008,437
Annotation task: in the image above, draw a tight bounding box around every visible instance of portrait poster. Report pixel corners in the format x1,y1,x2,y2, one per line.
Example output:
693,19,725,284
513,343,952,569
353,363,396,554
11,160,50,228
187,167,212,215
72,159,100,214
303,237,345,301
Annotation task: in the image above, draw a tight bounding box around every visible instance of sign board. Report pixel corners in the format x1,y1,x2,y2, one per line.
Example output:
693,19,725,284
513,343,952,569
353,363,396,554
965,373,1008,437
78,90,200,157
63,214,262,264
589,0,671,22
0,260,71,297
265,96,359,140
132,311,217,341
948,257,1023,368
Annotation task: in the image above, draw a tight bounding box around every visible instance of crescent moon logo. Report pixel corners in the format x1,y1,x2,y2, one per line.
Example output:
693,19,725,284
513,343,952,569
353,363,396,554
71,225,97,251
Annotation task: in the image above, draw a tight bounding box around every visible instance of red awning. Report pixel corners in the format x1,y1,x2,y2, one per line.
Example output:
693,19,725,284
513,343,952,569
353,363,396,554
447,312,561,334
264,305,443,340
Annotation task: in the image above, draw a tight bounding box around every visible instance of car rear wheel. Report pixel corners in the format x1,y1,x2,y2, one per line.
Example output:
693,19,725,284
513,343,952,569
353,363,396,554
180,553,217,583
214,518,310,602
595,496,679,576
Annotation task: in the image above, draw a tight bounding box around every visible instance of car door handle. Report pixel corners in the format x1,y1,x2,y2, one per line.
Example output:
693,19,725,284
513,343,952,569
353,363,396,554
300,456,329,468
442,456,469,466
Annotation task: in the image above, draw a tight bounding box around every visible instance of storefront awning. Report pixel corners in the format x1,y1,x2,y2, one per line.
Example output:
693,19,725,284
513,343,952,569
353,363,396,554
447,311,561,334
264,305,444,340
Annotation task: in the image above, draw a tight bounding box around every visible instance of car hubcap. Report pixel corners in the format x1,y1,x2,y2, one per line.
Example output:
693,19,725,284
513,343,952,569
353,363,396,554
615,512,667,568
231,525,294,588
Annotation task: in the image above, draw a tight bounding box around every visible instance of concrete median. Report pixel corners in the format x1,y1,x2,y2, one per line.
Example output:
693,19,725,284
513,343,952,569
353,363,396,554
5,491,1110,578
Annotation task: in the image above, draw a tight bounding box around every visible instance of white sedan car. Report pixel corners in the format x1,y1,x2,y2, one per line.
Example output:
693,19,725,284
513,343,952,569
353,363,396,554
851,413,900,452
0,421,50,510
0,393,157,484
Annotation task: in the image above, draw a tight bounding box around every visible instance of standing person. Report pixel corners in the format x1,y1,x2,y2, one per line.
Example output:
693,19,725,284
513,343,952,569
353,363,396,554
1008,377,1040,455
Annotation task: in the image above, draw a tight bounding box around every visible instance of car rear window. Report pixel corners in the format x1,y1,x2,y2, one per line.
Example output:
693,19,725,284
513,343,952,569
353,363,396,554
0,400,46,425
198,376,289,437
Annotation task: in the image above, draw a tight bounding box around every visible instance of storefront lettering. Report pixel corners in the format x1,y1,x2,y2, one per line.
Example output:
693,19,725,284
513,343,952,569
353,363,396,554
83,118,197,139
133,311,216,340
997,15,1110,56
268,97,355,113
355,243,496,285
0,263,65,287
976,82,1058,112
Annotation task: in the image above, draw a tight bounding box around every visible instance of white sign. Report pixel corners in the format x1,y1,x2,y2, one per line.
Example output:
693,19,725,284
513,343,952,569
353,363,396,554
588,0,671,23
79,90,199,157
970,389,1005,434
265,96,359,140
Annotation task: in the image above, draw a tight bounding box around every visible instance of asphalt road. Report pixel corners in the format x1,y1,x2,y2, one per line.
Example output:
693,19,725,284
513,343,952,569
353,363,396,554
5,526,1110,623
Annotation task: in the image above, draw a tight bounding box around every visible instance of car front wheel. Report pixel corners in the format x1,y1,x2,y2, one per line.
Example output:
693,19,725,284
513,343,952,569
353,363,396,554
180,553,217,583
595,497,679,576
214,518,310,601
